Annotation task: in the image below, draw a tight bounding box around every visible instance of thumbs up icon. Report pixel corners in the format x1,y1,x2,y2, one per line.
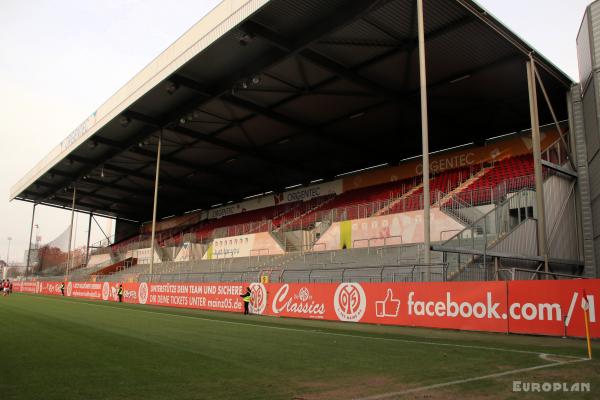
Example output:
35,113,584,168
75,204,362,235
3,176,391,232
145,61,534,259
375,288,401,317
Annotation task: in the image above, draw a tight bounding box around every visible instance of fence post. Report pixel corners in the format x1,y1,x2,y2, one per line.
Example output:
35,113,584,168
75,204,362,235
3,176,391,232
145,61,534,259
494,257,499,281
483,218,487,273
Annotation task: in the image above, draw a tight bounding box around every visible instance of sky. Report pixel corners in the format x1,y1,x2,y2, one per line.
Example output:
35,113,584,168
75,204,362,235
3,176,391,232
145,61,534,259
0,0,592,264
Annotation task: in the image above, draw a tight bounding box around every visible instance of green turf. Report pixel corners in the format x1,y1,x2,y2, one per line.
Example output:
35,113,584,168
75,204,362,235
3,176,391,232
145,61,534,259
1,294,598,399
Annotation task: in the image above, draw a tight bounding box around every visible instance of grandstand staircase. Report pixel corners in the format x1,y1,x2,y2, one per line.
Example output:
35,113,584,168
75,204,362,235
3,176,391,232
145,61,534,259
270,231,298,252
434,169,490,227
93,257,138,276
275,195,337,232
436,168,489,206
373,183,423,216
441,187,535,281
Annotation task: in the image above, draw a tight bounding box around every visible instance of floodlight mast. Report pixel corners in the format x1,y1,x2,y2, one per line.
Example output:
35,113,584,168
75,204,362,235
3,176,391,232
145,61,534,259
417,0,431,276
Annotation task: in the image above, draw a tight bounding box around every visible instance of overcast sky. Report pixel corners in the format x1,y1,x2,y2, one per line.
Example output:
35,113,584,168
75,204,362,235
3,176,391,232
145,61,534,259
0,0,591,264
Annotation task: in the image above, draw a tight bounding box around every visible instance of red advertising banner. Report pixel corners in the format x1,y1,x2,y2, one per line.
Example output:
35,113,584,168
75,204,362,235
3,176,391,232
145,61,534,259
12,279,600,338
133,282,247,313
38,281,64,296
362,282,509,332
248,282,508,332
11,281,37,293
90,282,248,313
245,281,599,337
507,280,598,338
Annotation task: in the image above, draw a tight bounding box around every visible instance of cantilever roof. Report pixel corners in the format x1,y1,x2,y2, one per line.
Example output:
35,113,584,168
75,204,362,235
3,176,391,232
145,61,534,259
11,0,573,222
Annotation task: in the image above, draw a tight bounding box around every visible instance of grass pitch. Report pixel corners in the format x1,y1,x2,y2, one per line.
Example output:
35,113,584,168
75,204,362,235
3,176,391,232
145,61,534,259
1,294,598,399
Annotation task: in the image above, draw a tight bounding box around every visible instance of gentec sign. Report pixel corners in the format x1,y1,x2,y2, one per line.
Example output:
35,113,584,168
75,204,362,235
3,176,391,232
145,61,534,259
13,280,600,338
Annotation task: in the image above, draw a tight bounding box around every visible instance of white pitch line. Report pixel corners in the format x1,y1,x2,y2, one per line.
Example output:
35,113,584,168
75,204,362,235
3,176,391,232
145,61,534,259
20,294,587,361
353,358,590,400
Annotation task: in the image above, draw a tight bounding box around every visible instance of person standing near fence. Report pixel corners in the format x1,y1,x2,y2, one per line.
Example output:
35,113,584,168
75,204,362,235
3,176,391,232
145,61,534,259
60,282,65,296
240,287,252,315
117,284,124,303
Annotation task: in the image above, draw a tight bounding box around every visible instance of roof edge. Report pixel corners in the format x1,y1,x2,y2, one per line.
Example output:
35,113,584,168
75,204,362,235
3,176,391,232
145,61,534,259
457,0,574,86
10,0,271,202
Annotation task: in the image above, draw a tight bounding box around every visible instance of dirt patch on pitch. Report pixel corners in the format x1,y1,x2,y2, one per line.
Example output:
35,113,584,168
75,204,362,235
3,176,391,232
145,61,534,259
292,375,411,400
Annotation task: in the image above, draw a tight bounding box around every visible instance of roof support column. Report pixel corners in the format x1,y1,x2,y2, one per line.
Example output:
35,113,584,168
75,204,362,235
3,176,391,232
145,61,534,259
149,131,162,277
533,65,575,170
526,58,549,274
85,212,93,266
65,184,77,280
417,0,431,276
25,203,36,277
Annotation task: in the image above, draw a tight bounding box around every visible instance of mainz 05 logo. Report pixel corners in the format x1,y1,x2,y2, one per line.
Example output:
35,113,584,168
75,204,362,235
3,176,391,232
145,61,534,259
102,282,110,301
334,283,366,322
138,282,149,305
249,283,267,314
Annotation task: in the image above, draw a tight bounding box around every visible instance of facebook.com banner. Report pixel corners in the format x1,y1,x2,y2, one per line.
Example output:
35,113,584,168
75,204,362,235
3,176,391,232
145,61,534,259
12,280,599,338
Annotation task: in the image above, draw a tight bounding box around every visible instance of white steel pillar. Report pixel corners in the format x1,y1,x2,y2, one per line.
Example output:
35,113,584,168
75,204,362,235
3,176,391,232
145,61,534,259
417,0,431,275
149,131,162,277
85,212,93,266
26,203,37,276
65,184,77,279
526,58,549,273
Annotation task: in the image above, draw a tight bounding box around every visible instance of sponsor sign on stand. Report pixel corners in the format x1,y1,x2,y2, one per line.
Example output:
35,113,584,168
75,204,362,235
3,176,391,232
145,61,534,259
343,129,560,191
316,208,464,250
14,279,600,338
204,232,284,260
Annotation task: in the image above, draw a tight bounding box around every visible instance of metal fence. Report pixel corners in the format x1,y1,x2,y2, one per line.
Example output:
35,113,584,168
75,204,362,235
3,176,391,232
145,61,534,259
132,263,449,283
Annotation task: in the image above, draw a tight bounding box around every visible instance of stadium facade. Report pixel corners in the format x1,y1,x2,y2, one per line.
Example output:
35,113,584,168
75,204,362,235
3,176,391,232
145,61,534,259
7,0,600,285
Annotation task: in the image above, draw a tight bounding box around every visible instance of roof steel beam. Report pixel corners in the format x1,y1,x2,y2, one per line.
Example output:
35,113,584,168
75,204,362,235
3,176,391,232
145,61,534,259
220,94,388,155
119,107,321,177
17,195,140,221
40,125,160,200
129,147,269,191
22,189,124,216
168,125,322,175
33,179,150,209
44,154,226,200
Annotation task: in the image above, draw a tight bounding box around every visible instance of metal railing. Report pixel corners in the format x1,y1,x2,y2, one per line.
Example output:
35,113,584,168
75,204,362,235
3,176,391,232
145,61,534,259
441,187,536,252
498,268,587,281
132,263,449,284
137,271,259,283
352,235,403,254
25,250,586,284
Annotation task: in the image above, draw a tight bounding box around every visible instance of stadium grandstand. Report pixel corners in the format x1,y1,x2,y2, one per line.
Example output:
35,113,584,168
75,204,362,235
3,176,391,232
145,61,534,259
8,0,599,287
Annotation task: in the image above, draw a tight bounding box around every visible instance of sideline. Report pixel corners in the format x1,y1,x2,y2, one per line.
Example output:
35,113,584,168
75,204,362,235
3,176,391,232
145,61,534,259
353,357,589,399
16,293,587,361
